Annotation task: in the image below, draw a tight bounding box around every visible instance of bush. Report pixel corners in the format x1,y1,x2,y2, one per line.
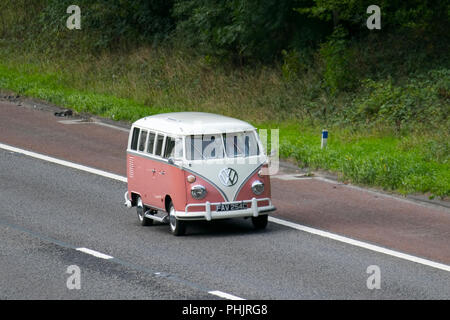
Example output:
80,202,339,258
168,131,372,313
319,27,358,94
353,68,450,129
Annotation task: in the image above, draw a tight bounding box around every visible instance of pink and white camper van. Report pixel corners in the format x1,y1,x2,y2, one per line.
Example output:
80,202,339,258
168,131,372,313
123,112,275,235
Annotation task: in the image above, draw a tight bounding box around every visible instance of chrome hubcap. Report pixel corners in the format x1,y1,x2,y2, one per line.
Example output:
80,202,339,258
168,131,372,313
137,198,144,221
169,206,176,230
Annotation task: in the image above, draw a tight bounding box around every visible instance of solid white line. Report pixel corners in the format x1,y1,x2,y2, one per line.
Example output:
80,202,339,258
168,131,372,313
269,217,450,273
76,247,114,260
0,143,127,183
2,142,450,273
208,290,245,300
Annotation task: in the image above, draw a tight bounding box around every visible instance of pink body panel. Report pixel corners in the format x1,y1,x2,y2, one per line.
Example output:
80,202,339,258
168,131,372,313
127,153,187,211
183,171,227,212
234,166,272,208
128,153,272,213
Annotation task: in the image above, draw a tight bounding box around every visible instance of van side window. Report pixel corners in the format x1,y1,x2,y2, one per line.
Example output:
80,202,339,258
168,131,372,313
164,137,176,158
146,132,156,154
130,127,140,151
155,134,164,157
138,130,147,152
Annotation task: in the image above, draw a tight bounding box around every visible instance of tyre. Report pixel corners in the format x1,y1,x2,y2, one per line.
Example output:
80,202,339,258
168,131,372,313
136,196,153,226
251,214,268,230
168,201,186,236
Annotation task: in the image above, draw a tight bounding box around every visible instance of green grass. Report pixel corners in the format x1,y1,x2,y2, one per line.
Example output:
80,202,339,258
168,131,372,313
271,123,449,197
0,51,448,198
0,64,171,121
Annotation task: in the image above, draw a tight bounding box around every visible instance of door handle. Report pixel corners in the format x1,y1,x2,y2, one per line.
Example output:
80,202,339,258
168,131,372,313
159,170,166,175
151,169,156,173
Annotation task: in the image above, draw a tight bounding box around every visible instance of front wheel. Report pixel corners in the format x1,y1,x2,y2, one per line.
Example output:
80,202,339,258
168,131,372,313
137,196,153,226
168,202,186,236
252,215,268,230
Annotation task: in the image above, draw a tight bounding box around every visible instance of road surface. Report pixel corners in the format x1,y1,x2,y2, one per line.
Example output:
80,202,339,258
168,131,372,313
0,100,449,299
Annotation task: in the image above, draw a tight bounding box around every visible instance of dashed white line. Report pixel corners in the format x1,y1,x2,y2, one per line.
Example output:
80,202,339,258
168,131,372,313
208,290,245,300
76,247,114,260
1,142,450,274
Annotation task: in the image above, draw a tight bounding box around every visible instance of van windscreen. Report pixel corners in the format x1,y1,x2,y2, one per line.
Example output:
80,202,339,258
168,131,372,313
185,132,259,160
185,134,224,160
223,132,259,157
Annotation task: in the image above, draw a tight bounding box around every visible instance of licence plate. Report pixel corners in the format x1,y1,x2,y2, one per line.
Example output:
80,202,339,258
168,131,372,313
216,202,247,212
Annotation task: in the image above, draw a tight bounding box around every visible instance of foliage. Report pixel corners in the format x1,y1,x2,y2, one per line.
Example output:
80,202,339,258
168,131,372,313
295,0,450,33
352,69,450,129
172,0,328,63
277,124,449,197
318,26,357,94
7,0,175,51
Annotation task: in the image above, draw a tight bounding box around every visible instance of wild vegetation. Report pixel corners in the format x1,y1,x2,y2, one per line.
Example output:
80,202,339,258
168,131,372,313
0,0,448,197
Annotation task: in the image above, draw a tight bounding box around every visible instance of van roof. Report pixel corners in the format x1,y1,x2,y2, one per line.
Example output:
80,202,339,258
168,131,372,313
132,112,256,135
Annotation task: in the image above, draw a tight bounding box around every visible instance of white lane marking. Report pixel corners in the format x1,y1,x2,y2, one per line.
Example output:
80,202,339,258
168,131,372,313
76,247,114,260
269,217,450,273
0,143,127,183
208,290,245,300
2,142,450,274
92,120,130,132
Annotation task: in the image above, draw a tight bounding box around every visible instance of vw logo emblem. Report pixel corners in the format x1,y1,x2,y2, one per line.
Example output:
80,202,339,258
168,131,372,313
218,168,238,187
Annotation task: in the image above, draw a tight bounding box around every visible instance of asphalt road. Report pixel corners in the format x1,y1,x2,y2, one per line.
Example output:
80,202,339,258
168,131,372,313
1,100,450,300
1,100,449,265
1,149,450,299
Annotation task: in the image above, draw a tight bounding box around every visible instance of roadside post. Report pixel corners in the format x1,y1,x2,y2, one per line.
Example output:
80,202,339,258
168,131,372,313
321,129,328,149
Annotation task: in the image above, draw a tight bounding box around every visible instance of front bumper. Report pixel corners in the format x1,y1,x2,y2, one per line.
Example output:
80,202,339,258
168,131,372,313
174,197,276,221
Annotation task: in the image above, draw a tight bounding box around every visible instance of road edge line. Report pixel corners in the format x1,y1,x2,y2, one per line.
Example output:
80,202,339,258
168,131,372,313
0,143,126,182
269,216,450,273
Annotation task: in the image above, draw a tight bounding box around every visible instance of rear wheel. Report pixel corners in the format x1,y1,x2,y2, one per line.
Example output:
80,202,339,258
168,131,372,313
252,214,268,230
136,196,153,226
168,202,186,236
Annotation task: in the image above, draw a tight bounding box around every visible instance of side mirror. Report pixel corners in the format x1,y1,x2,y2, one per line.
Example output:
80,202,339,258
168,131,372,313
168,157,175,165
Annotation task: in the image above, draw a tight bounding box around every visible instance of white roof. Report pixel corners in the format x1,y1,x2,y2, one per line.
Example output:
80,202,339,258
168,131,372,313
132,112,256,135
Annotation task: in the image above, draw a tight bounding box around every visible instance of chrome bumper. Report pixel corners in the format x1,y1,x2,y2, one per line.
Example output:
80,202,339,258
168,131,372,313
174,198,275,221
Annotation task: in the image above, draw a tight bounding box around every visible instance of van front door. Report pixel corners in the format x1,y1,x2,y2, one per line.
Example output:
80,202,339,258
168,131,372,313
143,131,164,210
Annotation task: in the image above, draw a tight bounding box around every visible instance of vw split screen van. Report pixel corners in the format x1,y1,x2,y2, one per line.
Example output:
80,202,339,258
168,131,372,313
124,112,275,235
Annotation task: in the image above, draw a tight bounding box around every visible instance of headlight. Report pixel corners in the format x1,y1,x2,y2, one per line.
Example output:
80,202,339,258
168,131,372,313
251,180,264,195
191,185,207,199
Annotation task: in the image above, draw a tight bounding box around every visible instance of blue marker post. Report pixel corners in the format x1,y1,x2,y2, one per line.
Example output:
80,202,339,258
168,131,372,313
321,130,328,149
